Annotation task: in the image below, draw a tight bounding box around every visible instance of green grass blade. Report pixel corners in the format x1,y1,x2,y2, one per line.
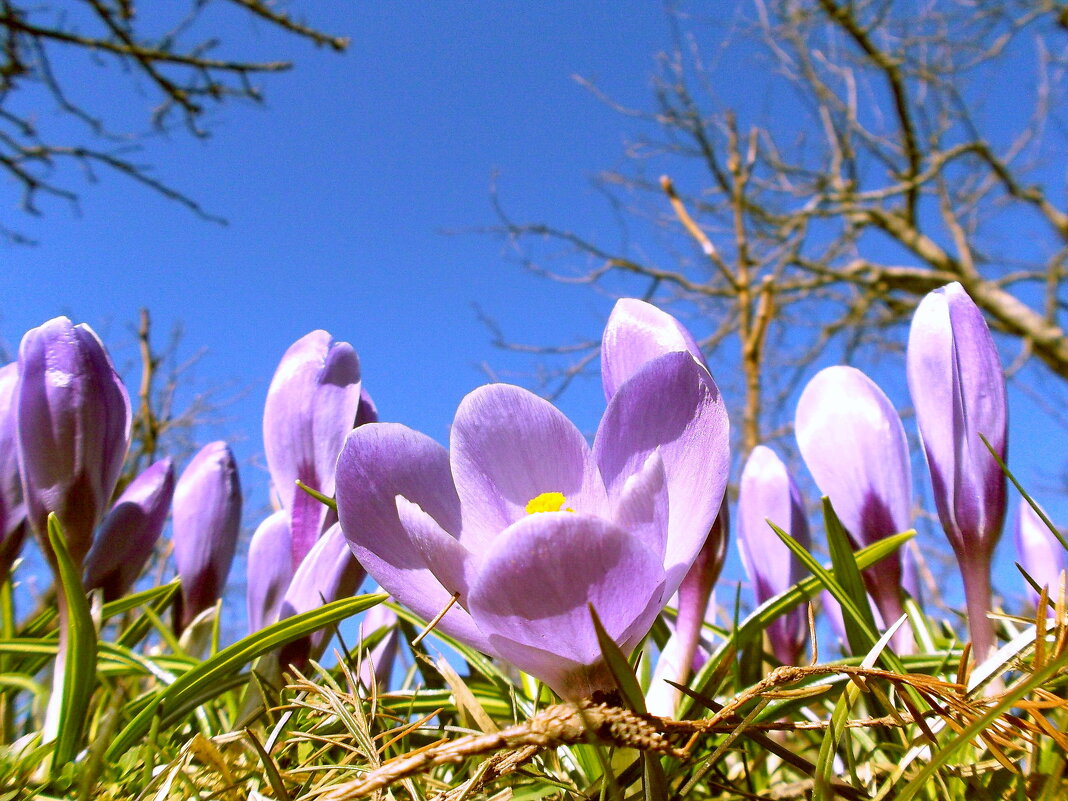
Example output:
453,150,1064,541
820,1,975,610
589,604,645,712
821,498,881,654
771,519,880,653
770,520,911,678
101,580,181,621
388,603,514,689
105,592,385,760
813,616,905,801
892,644,1068,801
681,531,913,716
46,512,98,771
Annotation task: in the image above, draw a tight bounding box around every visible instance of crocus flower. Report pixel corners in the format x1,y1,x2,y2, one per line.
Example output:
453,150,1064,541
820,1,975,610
907,282,1007,662
172,441,242,630
15,317,130,747
247,510,293,633
602,298,721,710
602,298,727,705
600,298,704,402
1014,499,1066,602
249,330,371,636
0,363,26,582
336,344,729,699
796,366,914,652
263,330,362,569
737,445,811,665
16,316,131,565
277,523,366,670
84,458,175,601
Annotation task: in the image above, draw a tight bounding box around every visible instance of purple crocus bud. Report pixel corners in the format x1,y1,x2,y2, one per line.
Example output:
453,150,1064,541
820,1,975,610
84,458,175,602
247,510,293,633
337,341,729,699
737,445,810,666
358,598,400,690
172,441,242,630
601,298,705,400
0,363,26,582
264,331,361,570
355,387,378,427
796,366,914,653
1014,499,1066,602
907,282,1007,662
277,523,366,670
16,316,131,565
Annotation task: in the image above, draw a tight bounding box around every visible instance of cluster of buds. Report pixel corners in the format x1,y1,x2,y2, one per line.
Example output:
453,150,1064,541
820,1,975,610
12,317,244,624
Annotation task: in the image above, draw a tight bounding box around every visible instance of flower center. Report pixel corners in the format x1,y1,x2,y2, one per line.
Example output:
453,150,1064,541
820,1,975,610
525,491,574,514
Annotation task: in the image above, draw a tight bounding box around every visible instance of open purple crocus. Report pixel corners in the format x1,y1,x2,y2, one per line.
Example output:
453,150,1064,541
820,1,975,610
336,309,729,700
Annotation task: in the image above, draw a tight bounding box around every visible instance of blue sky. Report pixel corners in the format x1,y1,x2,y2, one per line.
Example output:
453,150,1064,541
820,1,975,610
2,3,1063,627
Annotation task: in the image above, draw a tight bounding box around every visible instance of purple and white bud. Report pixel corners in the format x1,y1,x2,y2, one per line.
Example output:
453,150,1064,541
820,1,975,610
263,331,361,569
737,445,810,665
0,363,26,581
796,366,914,652
907,282,1007,662
172,441,241,629
84,458,175,601
16,317,131,564
1014,499,1066,603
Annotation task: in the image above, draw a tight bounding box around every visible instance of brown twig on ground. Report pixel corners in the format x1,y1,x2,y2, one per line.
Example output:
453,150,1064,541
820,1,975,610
300,662,1013,799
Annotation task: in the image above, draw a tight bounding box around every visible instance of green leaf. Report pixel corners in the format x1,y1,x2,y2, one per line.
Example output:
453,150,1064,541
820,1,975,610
113,580,182,649
101,580,181,621
812,615,905,801
821,497,881,655
105,592,386,760
680,531,913,716
589,604,646,712
773,516,880,666
892,643,1068,801
46,512,98,772
641,752,668,801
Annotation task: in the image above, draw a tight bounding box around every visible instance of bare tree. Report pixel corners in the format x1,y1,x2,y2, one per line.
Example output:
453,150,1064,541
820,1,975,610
0,1,346,243
492,0,1068,455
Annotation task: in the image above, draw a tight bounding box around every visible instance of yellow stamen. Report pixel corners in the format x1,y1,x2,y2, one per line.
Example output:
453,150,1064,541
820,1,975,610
525,491,574,514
